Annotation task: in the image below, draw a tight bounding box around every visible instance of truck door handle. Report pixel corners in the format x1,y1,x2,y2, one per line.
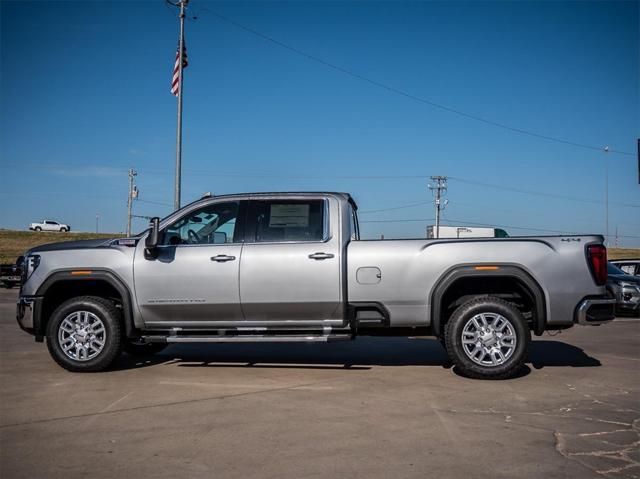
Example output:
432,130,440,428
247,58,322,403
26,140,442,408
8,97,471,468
308,252,334,260
211,255,236,262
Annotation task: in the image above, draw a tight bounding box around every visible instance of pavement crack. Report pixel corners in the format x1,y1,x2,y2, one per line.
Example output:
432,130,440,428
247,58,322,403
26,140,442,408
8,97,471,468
0,378,340,429
441,402,640,479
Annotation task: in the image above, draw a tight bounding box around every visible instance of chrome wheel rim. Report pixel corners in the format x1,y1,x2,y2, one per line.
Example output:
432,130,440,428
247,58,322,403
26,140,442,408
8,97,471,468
461,312,517,367
58,311,106,362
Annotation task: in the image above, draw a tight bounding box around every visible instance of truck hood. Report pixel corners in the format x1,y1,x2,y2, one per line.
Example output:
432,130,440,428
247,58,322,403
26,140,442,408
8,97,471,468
27,238,117,255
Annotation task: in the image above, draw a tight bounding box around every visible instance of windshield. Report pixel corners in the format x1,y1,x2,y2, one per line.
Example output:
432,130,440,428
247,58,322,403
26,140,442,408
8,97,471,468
607,262,625,275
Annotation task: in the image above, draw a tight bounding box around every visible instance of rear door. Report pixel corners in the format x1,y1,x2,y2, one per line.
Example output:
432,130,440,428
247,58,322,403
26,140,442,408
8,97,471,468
239,196,343,323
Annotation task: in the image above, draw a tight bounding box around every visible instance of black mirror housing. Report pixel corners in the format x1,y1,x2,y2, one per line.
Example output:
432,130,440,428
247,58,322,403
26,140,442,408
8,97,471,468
145,217,160,255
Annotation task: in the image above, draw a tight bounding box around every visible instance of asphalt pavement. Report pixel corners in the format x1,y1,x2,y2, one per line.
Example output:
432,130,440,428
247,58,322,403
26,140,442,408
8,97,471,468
0,287,638,479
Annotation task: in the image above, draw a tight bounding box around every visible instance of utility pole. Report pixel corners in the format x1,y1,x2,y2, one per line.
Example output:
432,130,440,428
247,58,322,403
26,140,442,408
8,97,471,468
172,0,188,211
126,169,138,236
95,213,100,234
604,146,609,246
428,176,448,239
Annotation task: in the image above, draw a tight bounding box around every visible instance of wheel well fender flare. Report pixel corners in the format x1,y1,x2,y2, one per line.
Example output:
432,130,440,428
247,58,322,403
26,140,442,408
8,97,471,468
35,269,136,338
430,265,547,337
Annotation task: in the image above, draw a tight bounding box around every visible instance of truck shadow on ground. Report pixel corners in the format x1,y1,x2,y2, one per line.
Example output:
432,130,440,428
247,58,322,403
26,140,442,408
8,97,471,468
112,337,601,376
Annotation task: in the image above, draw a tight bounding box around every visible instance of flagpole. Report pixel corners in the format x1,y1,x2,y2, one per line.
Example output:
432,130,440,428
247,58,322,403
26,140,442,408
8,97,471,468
174,0,187,211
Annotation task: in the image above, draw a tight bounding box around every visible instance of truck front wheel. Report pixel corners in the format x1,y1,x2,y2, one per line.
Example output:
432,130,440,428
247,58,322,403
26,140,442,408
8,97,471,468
46,296,123,372
444,297,530,379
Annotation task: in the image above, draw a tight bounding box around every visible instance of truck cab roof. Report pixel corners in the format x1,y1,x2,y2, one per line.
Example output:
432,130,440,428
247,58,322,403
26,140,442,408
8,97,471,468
183,191,357,209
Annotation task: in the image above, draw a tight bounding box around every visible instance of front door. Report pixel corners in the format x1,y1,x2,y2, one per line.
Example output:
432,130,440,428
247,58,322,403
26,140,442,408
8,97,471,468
134,200,245,327
239,197,343,323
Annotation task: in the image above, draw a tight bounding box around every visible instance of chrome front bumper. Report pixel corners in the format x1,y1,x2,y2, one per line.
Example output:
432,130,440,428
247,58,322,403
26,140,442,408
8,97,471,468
575,298,616,326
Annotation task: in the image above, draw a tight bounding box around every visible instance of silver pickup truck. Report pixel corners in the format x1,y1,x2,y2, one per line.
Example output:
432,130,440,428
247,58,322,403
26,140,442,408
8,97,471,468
16,192,615,378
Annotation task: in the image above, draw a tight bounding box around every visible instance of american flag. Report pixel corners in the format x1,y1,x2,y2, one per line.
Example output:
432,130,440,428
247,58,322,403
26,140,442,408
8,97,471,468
171,41,188,96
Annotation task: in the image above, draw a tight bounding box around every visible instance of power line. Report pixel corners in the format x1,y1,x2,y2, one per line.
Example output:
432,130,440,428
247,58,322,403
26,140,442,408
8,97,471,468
360,218,435,224
0,188,636,239
200,9,634,157
448,176,640,208
82,166,640,209
136,198,173,207
4,161,640,208
361,215,640,239
361,198,630,228
3,161,639,208
165,168,636,208
442,217,640,239
359,200,434,214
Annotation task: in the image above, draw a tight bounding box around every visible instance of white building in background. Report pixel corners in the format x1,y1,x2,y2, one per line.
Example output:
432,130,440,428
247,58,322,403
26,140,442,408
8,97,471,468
426,225,509,239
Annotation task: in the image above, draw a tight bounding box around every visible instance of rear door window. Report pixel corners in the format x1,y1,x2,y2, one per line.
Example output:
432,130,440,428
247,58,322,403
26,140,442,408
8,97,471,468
248,200,325,242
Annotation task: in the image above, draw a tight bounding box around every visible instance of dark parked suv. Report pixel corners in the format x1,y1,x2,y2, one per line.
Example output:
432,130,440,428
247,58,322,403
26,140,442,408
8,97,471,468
610,259,640,277
607,262,640,317
1,256,23,289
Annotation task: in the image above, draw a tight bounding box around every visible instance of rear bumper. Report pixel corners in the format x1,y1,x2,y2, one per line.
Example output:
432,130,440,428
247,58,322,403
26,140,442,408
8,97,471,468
575,297,616,326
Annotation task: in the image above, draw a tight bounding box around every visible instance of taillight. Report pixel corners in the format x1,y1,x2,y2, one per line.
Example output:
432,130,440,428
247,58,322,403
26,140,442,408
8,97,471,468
587,244,607,286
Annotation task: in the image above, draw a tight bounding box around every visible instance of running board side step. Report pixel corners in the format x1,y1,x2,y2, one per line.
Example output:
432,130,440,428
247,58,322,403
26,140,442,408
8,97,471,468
143,334,353,344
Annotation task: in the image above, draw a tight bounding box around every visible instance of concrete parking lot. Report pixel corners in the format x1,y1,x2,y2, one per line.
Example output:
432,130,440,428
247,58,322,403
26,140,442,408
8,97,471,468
0,287,638,479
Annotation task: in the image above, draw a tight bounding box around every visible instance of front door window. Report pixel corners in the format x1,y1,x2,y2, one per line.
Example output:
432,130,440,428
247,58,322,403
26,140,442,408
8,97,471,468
163,202,240,245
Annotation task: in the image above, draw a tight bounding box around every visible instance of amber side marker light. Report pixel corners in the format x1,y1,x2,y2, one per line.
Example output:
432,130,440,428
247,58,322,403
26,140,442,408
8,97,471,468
70,271,92,276
474,266,499,271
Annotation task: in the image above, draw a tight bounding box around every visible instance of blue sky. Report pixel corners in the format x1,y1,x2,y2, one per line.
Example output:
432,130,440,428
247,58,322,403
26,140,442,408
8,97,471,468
1,1,638,245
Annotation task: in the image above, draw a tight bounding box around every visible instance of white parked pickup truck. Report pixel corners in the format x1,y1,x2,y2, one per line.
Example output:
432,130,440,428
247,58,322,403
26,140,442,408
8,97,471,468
29,220,70,232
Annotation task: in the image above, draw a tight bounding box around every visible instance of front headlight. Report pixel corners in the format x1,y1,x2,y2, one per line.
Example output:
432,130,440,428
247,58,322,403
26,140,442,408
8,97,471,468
22,254,40,283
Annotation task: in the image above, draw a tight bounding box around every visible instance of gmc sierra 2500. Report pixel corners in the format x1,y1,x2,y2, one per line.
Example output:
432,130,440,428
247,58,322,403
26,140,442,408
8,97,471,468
16,192,615,378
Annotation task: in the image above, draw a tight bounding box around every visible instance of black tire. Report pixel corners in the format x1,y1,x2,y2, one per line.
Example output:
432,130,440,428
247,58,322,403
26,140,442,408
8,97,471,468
46,296,122,372
123,339,168,357
60,227,67,232
35,227,42,232
444,296,530,379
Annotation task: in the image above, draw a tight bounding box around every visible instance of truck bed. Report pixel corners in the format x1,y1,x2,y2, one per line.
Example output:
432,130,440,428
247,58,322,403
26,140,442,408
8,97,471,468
347,235,604,328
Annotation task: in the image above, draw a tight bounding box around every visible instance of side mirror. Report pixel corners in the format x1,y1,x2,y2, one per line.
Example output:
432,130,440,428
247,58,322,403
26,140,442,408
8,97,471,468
145,217,160,255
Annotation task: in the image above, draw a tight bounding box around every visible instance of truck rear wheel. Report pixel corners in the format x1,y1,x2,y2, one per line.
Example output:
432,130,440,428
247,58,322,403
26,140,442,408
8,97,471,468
444,297,530,379
46,296,122,372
